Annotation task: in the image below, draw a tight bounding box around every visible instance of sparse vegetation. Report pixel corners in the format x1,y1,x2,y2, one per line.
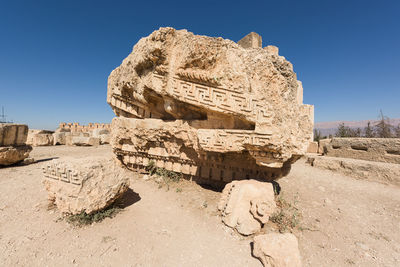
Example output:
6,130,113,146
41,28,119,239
333,110,398,138
374,110,393,138
313,129,323,142
65,205,121,226
146,160,183,190
270,194,301,233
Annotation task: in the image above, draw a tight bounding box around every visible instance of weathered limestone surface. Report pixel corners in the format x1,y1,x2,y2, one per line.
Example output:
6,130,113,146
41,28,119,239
66,136,100,146
108,27,313,183
218,180,276,235
0,124,29,146
42,157,130,214
0,124,32,166
27,129,54,146
253,233,302,267
53,132,68,145
0,145,32,166
58,122,111,133
307,155,400,186
322,138,400,164
306,141,318,153
237,32,262,48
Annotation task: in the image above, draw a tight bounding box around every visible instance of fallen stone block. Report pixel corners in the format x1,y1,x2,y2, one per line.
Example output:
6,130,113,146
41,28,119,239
91,128,110,137
0,145,32,166
27,129,54,146
218,180,276,235
0,124,29,146
66,136,100,146
42,157,130,214
253,233,302,267
53,132,70,145
99,134,110,144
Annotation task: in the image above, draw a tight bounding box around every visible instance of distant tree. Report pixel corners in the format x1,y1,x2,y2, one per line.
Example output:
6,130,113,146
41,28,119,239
394,124,400,138
352,127,362,137
374,110,393,138
364,121,375,138
314,129,322,142
335,123,353,137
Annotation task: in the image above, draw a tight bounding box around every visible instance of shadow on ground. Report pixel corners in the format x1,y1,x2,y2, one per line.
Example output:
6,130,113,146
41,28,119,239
115,188,141,208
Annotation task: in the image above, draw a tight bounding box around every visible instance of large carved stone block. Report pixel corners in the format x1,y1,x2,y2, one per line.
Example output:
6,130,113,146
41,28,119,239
107,27,313,184
0,124,32,166
0,124,28,146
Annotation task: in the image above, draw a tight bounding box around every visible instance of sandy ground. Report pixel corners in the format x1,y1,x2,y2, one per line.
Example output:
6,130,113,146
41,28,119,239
0,145,399,266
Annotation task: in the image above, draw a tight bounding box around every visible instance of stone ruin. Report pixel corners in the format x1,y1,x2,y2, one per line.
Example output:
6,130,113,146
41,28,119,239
107,28,314,186
307,137,400,186
52,122,111,146
0,123,32,166
321,137,400,164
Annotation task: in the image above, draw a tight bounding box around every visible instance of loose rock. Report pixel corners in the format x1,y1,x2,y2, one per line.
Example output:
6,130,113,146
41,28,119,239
253,233,302,267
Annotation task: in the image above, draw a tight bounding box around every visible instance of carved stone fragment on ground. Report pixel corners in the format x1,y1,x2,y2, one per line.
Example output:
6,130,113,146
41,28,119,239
218,180,276,235
252,233,302,267
42,157,130,214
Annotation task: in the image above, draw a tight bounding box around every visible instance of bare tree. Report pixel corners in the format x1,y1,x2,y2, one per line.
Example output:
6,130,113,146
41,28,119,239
394,124,400,138
374,110,393,138
364,121,375,138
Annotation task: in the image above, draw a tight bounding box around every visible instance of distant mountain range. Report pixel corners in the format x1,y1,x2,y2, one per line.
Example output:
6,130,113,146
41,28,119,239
315,118,400,136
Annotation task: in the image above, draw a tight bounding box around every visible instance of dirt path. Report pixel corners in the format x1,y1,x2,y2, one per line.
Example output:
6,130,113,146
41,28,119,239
1,146,399,266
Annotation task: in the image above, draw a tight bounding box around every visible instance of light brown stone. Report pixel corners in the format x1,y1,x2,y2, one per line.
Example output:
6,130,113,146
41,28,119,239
107,27,313,184
27,129,54,146
0,145,32,166
253,233,302,267
218,180,276,235
321,138,400,164
306,141,318,153
307,155,400,186
42,157,130,214
238,32,262,48
0,124,28,146
66,136,100,146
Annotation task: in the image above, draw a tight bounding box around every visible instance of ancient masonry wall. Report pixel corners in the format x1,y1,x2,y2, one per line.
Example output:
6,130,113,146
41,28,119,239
58,122,111,133
322,138,400,164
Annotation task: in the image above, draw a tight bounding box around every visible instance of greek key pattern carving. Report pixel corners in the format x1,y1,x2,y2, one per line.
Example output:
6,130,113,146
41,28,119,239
152,73,269,121
197,130,272,152
42,164,82,185
110,93,147,118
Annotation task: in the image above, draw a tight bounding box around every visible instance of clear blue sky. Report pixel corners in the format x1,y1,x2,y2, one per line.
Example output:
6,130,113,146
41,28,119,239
1,0,399,129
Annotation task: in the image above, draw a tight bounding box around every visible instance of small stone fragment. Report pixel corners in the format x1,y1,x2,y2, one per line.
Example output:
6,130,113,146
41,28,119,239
253,233,302,267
